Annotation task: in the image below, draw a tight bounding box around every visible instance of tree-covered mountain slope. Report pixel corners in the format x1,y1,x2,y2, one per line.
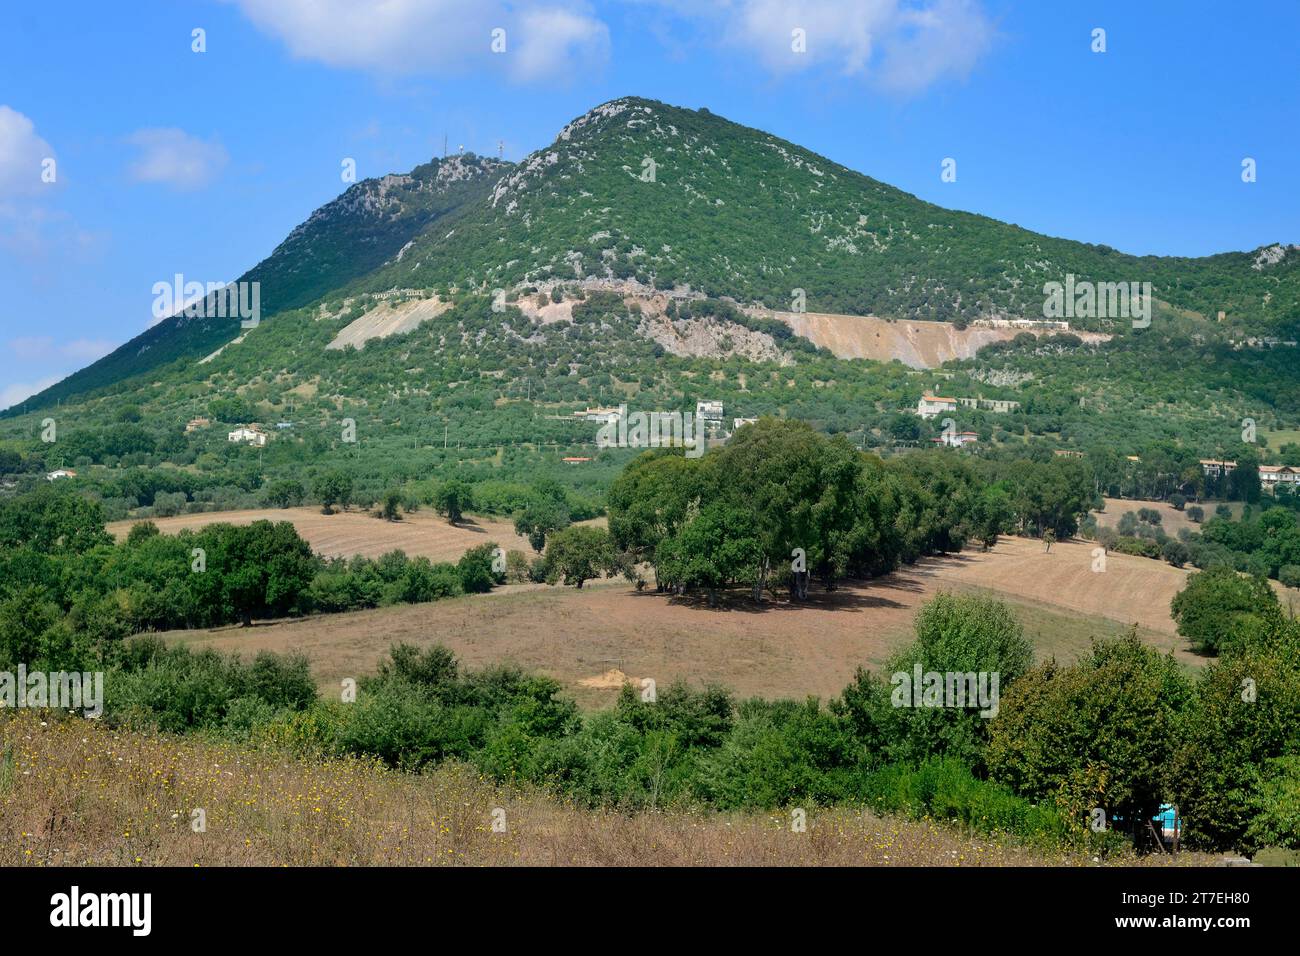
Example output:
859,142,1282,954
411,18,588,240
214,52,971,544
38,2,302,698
9,96,1299,421
12,154,509,414
360,97,1300,329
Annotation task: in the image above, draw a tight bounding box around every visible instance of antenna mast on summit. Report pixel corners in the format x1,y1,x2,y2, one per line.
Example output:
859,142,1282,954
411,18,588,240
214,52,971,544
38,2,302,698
443,134,447,158
498,140,504,158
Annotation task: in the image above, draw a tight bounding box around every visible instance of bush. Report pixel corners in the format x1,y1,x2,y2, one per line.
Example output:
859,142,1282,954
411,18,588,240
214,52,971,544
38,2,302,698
106,641,316,733
987,633,1192,840
504,550,532,584
457,543,500,594
1279,565,1300,590
1168,629,1300,851
834,593,1033,771
861,758,1088,849
1170,566,1284,656
693,698,867,809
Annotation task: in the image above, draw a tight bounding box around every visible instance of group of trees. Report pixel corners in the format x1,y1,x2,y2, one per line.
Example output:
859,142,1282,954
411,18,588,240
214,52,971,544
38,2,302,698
0,484,510,671
1092,503,1300,586
599,419,1089,603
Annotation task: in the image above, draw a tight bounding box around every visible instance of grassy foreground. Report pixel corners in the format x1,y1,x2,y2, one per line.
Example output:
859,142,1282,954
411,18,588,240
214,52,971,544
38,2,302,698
0,712,1215,867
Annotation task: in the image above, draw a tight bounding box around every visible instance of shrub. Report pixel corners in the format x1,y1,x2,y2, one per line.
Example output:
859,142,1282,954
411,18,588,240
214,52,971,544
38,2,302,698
1171,566,1284,656
987,633,1192,840
1168,630,1300,851
694,698,866,809
1280,565,1300,590
861,758,1088,849
834,593,1033,771
457,543,500,594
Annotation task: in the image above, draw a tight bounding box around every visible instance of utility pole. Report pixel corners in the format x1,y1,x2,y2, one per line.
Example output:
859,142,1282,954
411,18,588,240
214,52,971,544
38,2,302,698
443,133,447,159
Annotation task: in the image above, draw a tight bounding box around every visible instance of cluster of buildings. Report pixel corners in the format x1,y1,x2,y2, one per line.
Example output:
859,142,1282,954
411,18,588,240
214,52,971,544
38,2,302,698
575,401,730,427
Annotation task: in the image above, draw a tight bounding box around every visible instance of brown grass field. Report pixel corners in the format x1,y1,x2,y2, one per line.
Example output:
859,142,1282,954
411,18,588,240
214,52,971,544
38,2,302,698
168,536,1207,709
0,712,1216,866
1093,497,1234,539
107,507,546,562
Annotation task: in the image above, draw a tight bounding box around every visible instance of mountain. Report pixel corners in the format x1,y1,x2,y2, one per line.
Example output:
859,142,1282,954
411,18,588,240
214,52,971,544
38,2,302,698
15,96,1300,418
15,153,509,412
5,96,1299,454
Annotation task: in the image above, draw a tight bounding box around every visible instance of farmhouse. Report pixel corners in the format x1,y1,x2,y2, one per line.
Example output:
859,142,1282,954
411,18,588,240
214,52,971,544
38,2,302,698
45,468,77,480
916,394,958,419
561,456,592,465
575,407,621,424
733,417,758,430
184,417,210,433
933,431,979,448
227,425,268,447
1260,464,1300,489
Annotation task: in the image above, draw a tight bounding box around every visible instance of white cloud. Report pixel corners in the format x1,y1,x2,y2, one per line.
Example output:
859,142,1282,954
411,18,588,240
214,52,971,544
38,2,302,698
510,8,610,82
228,0,608,82
126,128,229,191
0,105,56,200
0,375,59,412
632,0,994,93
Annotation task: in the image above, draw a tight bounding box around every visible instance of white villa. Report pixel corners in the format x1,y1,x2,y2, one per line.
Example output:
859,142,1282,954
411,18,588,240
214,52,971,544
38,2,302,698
696,400,724,422
228,425,268,447
916,394,959,419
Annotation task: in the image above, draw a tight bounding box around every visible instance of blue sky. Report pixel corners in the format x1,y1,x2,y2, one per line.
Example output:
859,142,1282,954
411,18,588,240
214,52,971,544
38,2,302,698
2,0,1297,409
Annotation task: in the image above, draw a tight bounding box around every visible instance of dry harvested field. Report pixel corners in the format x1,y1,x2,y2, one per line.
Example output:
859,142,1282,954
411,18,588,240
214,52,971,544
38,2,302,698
0,712,1214,866
170,536,1203,709
108,507,542,562
1094,497,1236,538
